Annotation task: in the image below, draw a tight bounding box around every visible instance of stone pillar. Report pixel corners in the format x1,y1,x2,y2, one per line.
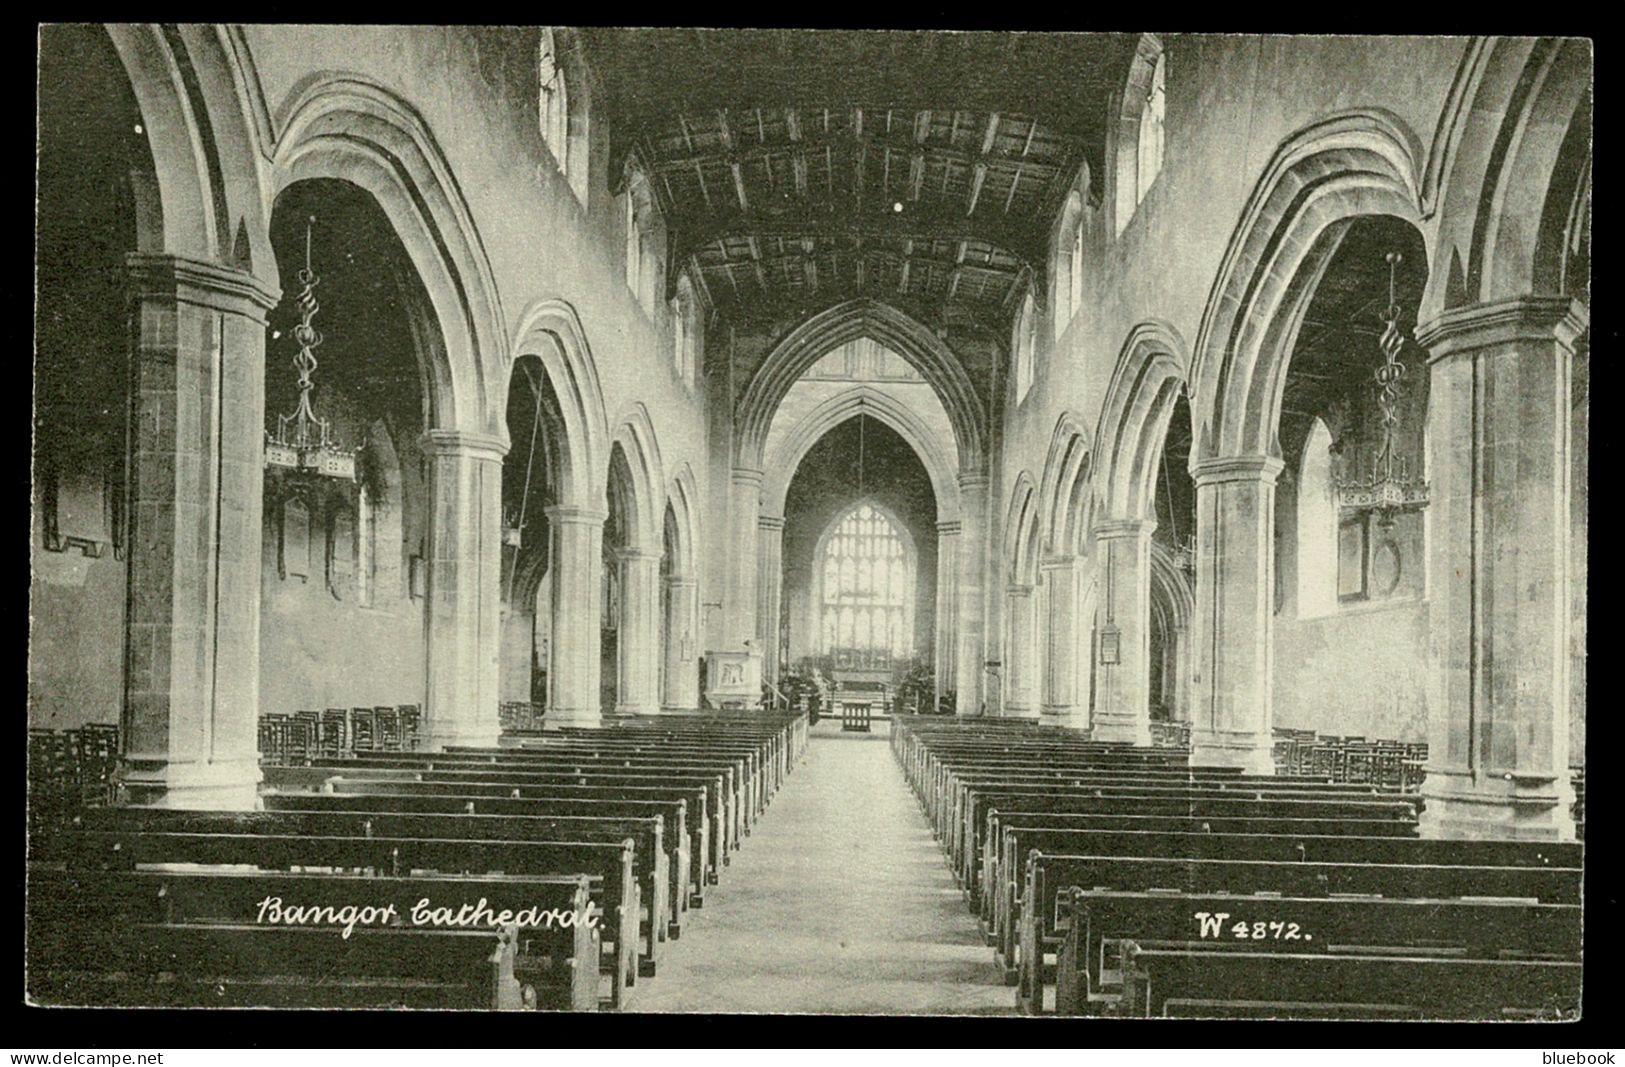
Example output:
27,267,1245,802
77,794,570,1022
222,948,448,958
1092,519,1156,746
615,549,662,716
662,575,700,711
1188,456,1282,773
418,430,508,750
1003,584,1038,718
934,520,961,709
118,255,278,809
1416,297,1585,840
727,467,763,651
756,515,785,687
545,505,605,727
1039,555,1086,728
954,472,989,715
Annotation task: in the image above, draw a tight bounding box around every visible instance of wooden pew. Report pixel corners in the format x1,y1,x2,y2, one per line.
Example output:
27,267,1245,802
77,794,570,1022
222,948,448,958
27,866,599,1010
287,776,718,898
262,791,697,935
281,761,734,883
1054,887,1582,1017
1118,944,1581,1020
78,805,670,973
67,829,643,1009
1015,849,1583,1013
954,786,1421,899
981,813,1424,965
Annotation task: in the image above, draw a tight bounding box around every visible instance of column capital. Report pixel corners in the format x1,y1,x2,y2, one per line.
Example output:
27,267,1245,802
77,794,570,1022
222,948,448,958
544,504,608,526
1039,554,1078,571
757,514,786,532
1093,517,1158,541
126,252,281,320
613,547,662,564
1417,295,1589,359
957,470,991,492
937,519,963,536
731,466,765,485
418,429,510,461
1191,454,1285,488
664,574,700,589
1006,582,1034,597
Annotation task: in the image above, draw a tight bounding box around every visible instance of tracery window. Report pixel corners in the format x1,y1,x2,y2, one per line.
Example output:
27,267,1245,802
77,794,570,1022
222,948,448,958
817,503,914,660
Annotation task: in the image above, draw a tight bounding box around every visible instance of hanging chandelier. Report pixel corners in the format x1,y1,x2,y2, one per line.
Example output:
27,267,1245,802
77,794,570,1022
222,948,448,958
1335,252,1427,524
265,216,357,481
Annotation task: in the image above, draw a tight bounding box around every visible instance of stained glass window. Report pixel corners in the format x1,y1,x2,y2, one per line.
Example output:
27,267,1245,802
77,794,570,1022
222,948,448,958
818,503,914,659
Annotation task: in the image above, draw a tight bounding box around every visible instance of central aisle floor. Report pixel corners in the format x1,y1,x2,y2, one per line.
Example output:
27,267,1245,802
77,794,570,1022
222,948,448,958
633,723,1017,1014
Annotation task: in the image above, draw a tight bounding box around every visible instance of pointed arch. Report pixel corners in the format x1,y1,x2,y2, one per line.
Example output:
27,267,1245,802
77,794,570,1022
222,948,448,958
102,24,276,283
1095,321,1191,521
1148,539,1195,633
1189,110,1425,463
664,463,701,579
761,386,960,523
1423,36,1592,313
274,74,508,437
510,299,610,511
607,403,667,553
737,299,987,476
1004,472,1040,585
1037,412,1094,557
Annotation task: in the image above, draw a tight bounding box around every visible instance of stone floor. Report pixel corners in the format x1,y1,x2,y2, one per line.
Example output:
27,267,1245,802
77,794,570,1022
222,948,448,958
632,720,1017,1014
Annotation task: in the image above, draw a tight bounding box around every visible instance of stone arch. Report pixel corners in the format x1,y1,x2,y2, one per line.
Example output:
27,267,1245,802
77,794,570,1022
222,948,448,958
102,24,276,279
664,463,701,579
737,299,987,476
510,299,611,511
1190,110,1426,463
1148,539,1195,633
1037,412,1094,557
274,74,508,437
1004,472,1040,586
1095,321,1191,520
762,386,960,523
607,403,667,554
1423,36,1592,313
1147,538,1194,721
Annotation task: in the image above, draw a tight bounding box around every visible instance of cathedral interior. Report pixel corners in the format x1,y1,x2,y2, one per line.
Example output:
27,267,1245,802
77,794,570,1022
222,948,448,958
28,27,1590,1018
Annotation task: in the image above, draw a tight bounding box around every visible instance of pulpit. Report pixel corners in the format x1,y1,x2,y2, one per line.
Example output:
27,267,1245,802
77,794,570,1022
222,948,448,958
704,650,761,710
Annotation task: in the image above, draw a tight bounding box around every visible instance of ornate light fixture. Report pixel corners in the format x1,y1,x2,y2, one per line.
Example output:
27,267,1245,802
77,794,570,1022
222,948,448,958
1336,252,1428,524
265,216,357,481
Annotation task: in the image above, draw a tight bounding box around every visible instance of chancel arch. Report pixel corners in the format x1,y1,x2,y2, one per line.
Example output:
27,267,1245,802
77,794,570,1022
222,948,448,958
779,417,940,700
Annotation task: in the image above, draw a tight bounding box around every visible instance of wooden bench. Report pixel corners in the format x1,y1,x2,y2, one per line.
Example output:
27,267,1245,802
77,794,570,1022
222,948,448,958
78,805,670,974
1016,848,1583,1012
1119,944,1581,1019
66,829,642,1009
262,791,697,935
27,865,599,1010
1054,887,1582,1016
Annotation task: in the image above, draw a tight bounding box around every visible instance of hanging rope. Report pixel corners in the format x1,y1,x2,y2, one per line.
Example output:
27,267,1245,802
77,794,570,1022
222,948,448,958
503,381,546,607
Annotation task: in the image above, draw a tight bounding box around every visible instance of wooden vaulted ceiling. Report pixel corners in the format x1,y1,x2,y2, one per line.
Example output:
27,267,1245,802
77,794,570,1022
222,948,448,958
578,29,1141,329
